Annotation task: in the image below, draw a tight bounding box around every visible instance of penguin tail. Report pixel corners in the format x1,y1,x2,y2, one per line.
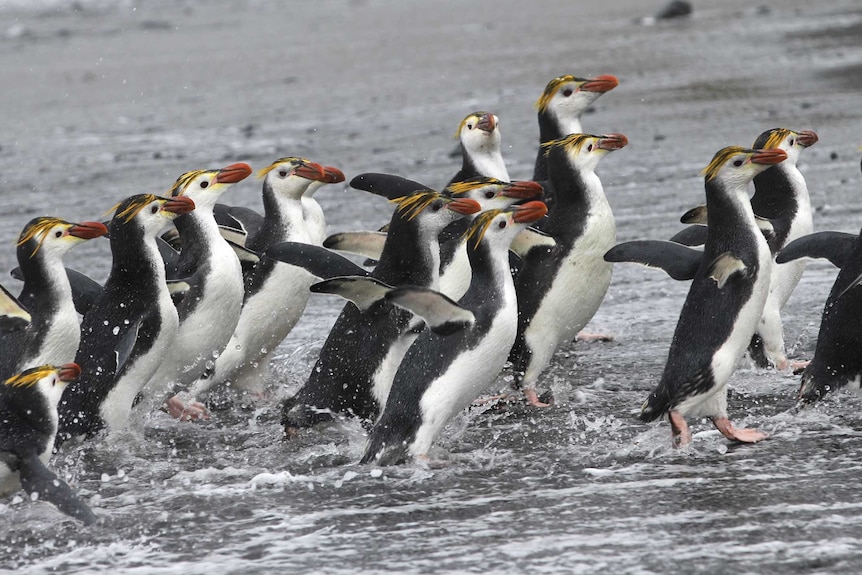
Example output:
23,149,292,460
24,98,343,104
747,333,771,369
639,389,670,423
361,432,409,466
281,397,335,434
797,368,826,406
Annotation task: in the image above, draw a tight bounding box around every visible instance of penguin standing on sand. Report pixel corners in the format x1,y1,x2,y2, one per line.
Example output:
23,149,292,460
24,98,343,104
1,363,96,524
628,146,786,447
447,111,509,187
57,194,195,442
509,133,627,407
362,201,548,465
142,163,252,420
0,217,107,379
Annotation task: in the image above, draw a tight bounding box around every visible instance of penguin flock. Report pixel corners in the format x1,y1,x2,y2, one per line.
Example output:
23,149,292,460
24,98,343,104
1,72,860,525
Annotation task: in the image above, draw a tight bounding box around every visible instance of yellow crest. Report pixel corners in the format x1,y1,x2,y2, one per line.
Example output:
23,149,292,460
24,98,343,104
256,157,306,179
700,146,749,182
389,191,442,221
5,365,56,388
109,194,161,224
535,75,583,112
463,209,504,249
446,178,505,196
16,217,69,257
168,169,210,197
541,133,594,156
761,128,793,151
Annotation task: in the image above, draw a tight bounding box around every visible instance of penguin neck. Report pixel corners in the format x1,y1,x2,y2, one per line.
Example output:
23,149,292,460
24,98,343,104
533,111,582,180
750,163,805,221
174,206,223,268
15,246,73,315
374,217,440,287
705,180,759,241
543,151,604,234
461,238,512,309
463,141,509,182
108,229,166,291
257,184,309,250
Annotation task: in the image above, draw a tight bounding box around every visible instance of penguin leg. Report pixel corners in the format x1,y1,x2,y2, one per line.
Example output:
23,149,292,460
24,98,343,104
575,331,614,343
18,453,97,525
754,300,789,370
669,410,692,448
523,387,553,408
711,416,768,444
791,359,811,374
164,392,211,421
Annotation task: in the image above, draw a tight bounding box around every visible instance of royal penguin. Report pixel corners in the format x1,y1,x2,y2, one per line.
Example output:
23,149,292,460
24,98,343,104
57,194,195,443
0,218,107,380
631,146,787,447
189,157,332,399
447,111,509,187
0,363,96,524
142,163,252,420
281,185,481,432
509,133,627,407
362,201,548,465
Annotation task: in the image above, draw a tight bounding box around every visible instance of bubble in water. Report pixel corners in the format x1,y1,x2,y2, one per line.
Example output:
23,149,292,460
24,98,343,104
717,444,728,455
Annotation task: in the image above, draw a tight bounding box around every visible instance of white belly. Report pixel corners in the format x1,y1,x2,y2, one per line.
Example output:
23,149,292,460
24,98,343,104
438,241,471,301
302,198,326,246
24,298,79,371
371,330,420,409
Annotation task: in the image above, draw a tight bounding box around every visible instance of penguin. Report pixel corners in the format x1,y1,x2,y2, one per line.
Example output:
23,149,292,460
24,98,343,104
0,218,108,380
446,111,509,187
362,201,548,465
141,163,252,420
509,133,627,407
1,363,96,524
532,74,619,212
189,157,330,399
777,228,862,403
281,184,481,432
303,166,346,245
57,194,195,442
633,146,786,447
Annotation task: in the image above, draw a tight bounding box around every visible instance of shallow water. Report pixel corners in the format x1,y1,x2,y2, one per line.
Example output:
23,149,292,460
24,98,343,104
2,0,862,573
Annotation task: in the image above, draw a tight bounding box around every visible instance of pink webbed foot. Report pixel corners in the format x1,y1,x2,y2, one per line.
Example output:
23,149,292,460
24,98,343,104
669,410,692,448
575,331,615,343
524,387,553,408
711,416,768,444
165,395,211,422
791,359,811,375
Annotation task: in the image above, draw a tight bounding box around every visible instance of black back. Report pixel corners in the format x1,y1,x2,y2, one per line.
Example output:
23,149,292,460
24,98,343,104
0,381,52,456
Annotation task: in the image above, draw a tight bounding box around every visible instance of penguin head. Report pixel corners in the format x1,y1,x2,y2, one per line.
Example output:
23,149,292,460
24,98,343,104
456,111,501,154
702,147,788,190
168,163,252,210
536,75,619,128
390,190,481,237
463,201,548,251
753,128,818,167
4,362,81,410
257,157,328,201
446,177,544,212
16,217,108,262
110,194,196,239
544,133,628,175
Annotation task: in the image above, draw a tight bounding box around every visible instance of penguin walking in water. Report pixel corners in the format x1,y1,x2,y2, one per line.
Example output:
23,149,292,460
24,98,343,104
509,133,627,407
57,194,195,443
281,186,481,432
303,166,346,245
362,201,548,465
141,163,252,420
777,224,862,403
189,157,330,399
532,74,619,211
618,146,787,447
0,217,107,380
447,111,509,187
1,363,96,524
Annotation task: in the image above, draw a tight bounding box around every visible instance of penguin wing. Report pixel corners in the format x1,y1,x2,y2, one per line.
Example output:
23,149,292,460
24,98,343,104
266,242,370,279
510,227,556,259
114,320,144,377
157,237,182,280
0,283,31,331
705,252,748,289
349,173,431,200
668,225,708,247
166,279,192,306
776,231,857,268
323,231,388,260
604,240,703,281
219,225,248,247
310,276,394,311
384,286,475,335
17,451,97,525
11,267,103,316
214,204,263,246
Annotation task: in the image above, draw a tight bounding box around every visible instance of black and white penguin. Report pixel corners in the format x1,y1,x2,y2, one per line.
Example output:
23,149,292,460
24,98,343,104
447,111,509,187
142,163,252,420
532,74,619,210
303,166,346,245
0,218,108,380
362,201,548,465
509,133,627,407
0,363,96,524
282,186,481,431
189,157,330,398
777,227,862,403
57,194,195,442
634,146,786,447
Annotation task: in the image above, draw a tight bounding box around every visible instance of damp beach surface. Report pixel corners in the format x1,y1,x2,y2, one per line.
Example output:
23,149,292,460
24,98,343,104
1,0,862,573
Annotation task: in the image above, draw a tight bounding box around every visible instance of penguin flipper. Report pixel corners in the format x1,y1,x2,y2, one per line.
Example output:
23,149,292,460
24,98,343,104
680,205,708,225
18,452,97,525
668,225,708,247
0,283,31,331
604,240,702,281
310,276,394,311
214,204,263,246
227,241,261,265
349,173,431,200
509,227,556,259
114,321,144,376
166,279,192,306
10,267,102,317
323,231,388,260
671,219,774,247
706,252,748,288
384,286,475,335
219,225,248,247
267,242,370,279
157,236,181,279
776,231,857,268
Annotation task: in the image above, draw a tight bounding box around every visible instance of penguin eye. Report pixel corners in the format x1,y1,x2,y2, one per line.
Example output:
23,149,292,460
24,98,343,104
587,144,593,152
562,88,573,97
200,180,209,189
151,205,160,214
278,169,288,177
467,123,474,130
55,230,63,238
498,221,507,229
485,191,495,199
788,138,795,146
732,159,744,167
431,202,442,212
